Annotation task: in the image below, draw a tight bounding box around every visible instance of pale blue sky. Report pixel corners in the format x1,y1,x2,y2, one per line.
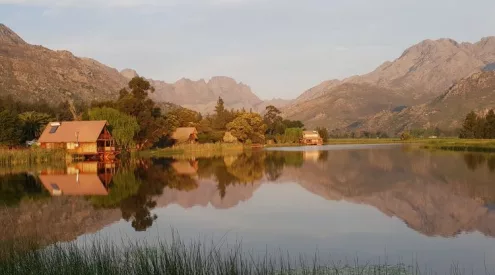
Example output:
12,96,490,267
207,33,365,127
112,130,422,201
1,0,494,99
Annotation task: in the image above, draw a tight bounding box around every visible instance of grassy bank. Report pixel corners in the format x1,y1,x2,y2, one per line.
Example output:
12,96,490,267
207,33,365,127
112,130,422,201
138,138,495,158
137,143,248,158
325,138,405,145
419,139,495,152
0,149,66,166
0,237,480,275
324,138,495,152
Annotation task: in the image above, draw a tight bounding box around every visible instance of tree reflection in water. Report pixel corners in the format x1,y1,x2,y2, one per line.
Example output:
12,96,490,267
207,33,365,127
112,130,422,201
71,150,495,232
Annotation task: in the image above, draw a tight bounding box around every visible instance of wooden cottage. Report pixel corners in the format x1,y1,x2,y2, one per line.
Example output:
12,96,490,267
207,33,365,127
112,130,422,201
38,121,117,160
301,131,323,146
171,127,198,144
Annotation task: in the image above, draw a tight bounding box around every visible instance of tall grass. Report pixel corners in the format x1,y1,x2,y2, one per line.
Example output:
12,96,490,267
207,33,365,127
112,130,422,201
420,139,495,152
138,143,248,158
0,236,489,275
0,148,66,166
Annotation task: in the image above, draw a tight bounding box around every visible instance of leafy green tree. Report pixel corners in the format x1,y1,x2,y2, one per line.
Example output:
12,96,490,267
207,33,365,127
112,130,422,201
282,119,304,129
167,107,201,127
316,127,329,142
276,127,303,143
475,116,486,139
0,110,22,146
116,77,169,149
400,131,412,140
213,97,228,130
227,112,267,144
459,111,478,139
88,107,140,150
264,105,284,135
485,109,495,139
19,111,52,142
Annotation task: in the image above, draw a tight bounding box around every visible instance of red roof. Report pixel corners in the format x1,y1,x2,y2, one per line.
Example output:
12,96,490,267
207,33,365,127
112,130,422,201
38,121,108,143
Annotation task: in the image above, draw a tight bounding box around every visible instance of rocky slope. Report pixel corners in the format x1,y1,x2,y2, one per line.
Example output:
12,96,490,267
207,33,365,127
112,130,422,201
285,37,495,129
357,71,495,134
283,83,415,129
0,24,128,104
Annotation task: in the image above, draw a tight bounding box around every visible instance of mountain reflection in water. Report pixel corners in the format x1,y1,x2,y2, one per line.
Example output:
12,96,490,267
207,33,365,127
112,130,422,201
1,146,495,249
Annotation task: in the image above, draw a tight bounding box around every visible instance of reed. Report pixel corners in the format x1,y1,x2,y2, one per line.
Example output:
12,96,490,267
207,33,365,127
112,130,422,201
0,148,66,166
0,236,489,275
420,139,495,152
138,143,248,158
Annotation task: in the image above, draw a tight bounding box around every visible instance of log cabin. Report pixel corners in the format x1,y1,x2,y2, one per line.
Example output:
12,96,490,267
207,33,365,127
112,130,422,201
38,121,117,160
301,131,324,146
171,127,198,144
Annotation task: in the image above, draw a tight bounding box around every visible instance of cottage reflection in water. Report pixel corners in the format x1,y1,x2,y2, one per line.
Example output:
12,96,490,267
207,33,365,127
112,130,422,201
39,162,117,196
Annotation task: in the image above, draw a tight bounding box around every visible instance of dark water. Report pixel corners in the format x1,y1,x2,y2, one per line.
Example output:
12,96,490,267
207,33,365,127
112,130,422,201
2,145,495,272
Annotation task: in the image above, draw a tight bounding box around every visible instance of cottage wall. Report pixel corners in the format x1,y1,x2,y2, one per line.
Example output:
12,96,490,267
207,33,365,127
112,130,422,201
41,142,98,154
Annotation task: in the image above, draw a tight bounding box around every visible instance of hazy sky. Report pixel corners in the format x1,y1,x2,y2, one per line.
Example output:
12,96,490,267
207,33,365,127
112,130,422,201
1,0,494,99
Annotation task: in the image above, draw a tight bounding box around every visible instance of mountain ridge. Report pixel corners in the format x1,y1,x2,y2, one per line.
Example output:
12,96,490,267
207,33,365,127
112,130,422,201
0,24,280,113
285,36,495,129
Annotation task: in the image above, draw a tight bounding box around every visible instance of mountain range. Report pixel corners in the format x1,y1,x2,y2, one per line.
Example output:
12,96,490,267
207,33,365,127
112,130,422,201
284,37,495,132
0,24,287,114
2,22,495,133
120,69,290,113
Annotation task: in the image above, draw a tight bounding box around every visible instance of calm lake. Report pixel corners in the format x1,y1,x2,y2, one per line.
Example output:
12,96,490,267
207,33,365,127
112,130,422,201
2,144,495,273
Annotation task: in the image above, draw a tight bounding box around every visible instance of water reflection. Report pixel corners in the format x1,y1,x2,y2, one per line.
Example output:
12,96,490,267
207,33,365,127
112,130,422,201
2,147,495,242
39,162,116,196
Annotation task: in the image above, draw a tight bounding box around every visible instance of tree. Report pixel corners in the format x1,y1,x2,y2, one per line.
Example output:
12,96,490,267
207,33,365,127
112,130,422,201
213,97,228,130
485,109,495,139
316,127,329,141
88,107,140,150
167,107,201,127
459,111,478,139
55,101,75,121
19,111,52,142
475,116,486,139
0,110,22,146
400,131,412,140
276,128,303,144
264,105,283,135
227,112,267,144
282,119,304,129
116,77,169,149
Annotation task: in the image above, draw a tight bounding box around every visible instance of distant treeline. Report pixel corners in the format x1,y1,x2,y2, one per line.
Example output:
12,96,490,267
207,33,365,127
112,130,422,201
0,95,81,147
459,109,495,139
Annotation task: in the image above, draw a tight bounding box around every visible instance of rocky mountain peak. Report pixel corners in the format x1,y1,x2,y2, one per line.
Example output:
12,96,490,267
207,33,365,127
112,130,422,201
0,24,27,45
120,68,139,80
479,36,495,45
208,76,239,86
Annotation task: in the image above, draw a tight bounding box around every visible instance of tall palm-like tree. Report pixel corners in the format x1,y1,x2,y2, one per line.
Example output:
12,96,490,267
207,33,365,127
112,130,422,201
19,111,53,141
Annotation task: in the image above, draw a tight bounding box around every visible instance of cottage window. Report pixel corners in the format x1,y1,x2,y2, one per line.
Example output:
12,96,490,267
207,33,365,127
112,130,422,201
49,126,59,133
67,142,78,150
